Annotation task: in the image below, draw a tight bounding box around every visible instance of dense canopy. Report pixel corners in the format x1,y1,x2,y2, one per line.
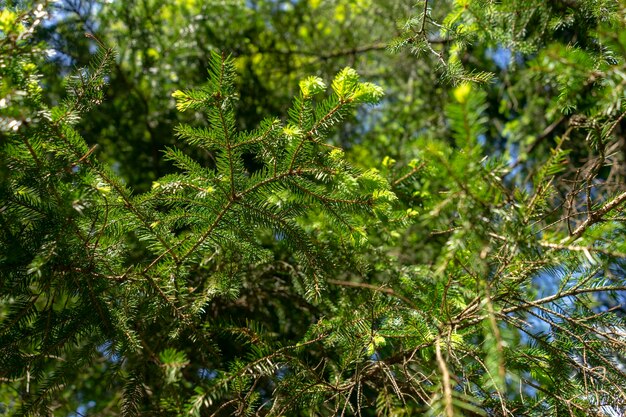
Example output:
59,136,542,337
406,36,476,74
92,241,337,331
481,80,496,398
1,0,626,416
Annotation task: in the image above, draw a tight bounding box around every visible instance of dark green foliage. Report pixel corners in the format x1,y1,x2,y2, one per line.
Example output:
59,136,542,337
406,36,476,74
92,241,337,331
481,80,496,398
2,0,626,416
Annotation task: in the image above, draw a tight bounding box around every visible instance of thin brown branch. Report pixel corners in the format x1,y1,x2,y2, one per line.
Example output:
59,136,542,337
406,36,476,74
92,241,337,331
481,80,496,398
435,339,454,417
502,285,626,315
570,190,626,241
327,279,416,308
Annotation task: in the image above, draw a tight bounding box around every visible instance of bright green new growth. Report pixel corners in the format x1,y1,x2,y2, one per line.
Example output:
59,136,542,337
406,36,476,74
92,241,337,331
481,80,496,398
298,76,326,98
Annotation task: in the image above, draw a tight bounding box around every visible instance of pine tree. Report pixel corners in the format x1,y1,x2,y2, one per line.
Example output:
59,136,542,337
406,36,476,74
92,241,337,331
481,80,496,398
2,1,626,416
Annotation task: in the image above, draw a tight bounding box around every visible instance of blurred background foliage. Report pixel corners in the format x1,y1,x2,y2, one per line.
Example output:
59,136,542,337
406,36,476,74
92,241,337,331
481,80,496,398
37,0,418,190
17,0,626,200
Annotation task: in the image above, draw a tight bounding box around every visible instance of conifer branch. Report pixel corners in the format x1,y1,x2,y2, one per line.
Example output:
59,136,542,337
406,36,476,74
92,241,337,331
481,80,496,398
569,190,626,241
